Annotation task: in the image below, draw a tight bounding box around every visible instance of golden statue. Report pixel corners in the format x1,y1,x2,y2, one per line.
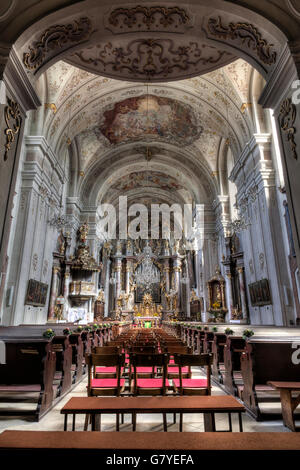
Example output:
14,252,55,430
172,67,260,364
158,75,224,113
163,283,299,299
79,222,88,244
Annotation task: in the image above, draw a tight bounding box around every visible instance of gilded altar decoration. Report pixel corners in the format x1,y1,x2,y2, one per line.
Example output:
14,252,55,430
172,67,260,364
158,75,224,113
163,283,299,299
23,17,93,71
4,98,21,161
207,266,228,322
206,17,277,66
280,98,298,160
108,6,190,33
71,223,102,271
134,293,162,317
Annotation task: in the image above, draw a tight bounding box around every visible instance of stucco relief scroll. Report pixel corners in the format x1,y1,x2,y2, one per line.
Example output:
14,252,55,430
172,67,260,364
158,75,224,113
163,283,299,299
106,6,191,33
205,17,277,67
23,17,93,71
279,98,298,160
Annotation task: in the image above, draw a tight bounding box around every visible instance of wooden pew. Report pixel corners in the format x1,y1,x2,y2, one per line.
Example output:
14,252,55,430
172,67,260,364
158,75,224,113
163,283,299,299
0,338,56,420
68,334,84,384
240,338,300,420
51,336,72,398
223,336,245,397
203,332,215,353
2,431,300,453
212,333,227,384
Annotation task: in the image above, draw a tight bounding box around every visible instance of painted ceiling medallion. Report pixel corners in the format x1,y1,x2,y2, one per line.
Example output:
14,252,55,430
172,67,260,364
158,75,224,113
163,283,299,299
23,17,93,71
107,6,190,33
73,38,233,81
99,94,202,146
206,17,277,66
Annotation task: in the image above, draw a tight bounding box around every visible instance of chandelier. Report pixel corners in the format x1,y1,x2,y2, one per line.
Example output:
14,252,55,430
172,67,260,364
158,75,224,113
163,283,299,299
135,244,160,287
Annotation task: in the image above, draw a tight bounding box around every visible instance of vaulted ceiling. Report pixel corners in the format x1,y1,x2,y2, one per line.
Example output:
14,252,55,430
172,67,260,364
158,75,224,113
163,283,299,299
33,57,254,209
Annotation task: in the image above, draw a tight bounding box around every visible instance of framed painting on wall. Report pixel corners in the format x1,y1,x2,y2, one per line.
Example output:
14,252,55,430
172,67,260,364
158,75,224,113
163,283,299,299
25,279,48,307
248,279,272,307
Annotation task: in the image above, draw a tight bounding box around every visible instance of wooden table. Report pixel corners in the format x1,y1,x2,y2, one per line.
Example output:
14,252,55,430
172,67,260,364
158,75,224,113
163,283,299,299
1,431,300,451
60,396,245,432
268,381,300,431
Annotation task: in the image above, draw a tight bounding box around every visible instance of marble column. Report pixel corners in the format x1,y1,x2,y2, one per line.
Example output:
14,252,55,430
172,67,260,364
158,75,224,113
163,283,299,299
114,257,122,308
173,257,182,310
226,273,234,322
48,266,60,321
63,268,70,319
104,258,111,317
237,267,248,321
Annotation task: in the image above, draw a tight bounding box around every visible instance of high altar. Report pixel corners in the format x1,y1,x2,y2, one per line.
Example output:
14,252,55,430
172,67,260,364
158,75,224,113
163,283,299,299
133,293,162,327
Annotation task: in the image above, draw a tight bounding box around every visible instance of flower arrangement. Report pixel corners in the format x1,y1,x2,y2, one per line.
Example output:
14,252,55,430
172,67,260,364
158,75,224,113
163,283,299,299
84,326,92,331
203,326,209,331
75,326,83,333
243,329,254,339
212,301,221,310
225,328,234,335
212,326,218,332
93,324,99,330
197,326,202,330
43,328,55,339
63,328,71,335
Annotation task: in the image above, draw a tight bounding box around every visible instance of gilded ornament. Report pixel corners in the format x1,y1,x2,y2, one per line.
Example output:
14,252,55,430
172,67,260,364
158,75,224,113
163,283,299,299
4,98,21,161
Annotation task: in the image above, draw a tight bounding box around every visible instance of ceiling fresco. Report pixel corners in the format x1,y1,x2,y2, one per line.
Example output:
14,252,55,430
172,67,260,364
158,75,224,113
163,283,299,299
99,94,202,146
34,56,256,208
110,171,184,192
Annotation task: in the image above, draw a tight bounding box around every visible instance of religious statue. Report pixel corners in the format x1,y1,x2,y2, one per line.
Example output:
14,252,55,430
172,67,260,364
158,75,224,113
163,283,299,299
79,222,88,244
165,293,172,311
54,304,63,321
103,241,112,258
97,290,105,302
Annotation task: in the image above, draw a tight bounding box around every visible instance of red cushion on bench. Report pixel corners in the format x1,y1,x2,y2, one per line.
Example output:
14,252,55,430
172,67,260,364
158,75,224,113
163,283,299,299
168,367,189,373
91,379,125,388
95,367,124,373
173,379,207,388
136,367,154,373
137,379,169,388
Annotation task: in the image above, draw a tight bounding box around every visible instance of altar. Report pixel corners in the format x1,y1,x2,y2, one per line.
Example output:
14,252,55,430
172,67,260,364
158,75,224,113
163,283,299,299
133,293,162,328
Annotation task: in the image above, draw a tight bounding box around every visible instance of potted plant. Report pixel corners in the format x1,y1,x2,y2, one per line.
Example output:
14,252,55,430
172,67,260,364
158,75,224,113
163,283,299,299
212,326,218,332
84,325,91,331
203,326,209,331
225,328,234,336
43,328,55,339
63,327,71,336
243,329,254,340
75,326,83,333
197,325,202,330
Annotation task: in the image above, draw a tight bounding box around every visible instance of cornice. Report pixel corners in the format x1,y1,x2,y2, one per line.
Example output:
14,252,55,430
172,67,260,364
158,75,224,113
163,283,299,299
259,42,298,111
3,46,41,112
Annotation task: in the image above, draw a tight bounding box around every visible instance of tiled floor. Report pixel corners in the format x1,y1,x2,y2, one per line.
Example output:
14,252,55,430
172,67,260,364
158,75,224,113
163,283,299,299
0,367,295,434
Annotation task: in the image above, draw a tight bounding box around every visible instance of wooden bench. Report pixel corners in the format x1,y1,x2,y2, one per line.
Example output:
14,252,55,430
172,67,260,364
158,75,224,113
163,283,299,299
268,381,300,431
51,336,72,398
212,333,227,384
223,336,245,396
0,338,56,420
1,430,300,452
240,338,300,420
68,334,84,384
60,396,245,432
